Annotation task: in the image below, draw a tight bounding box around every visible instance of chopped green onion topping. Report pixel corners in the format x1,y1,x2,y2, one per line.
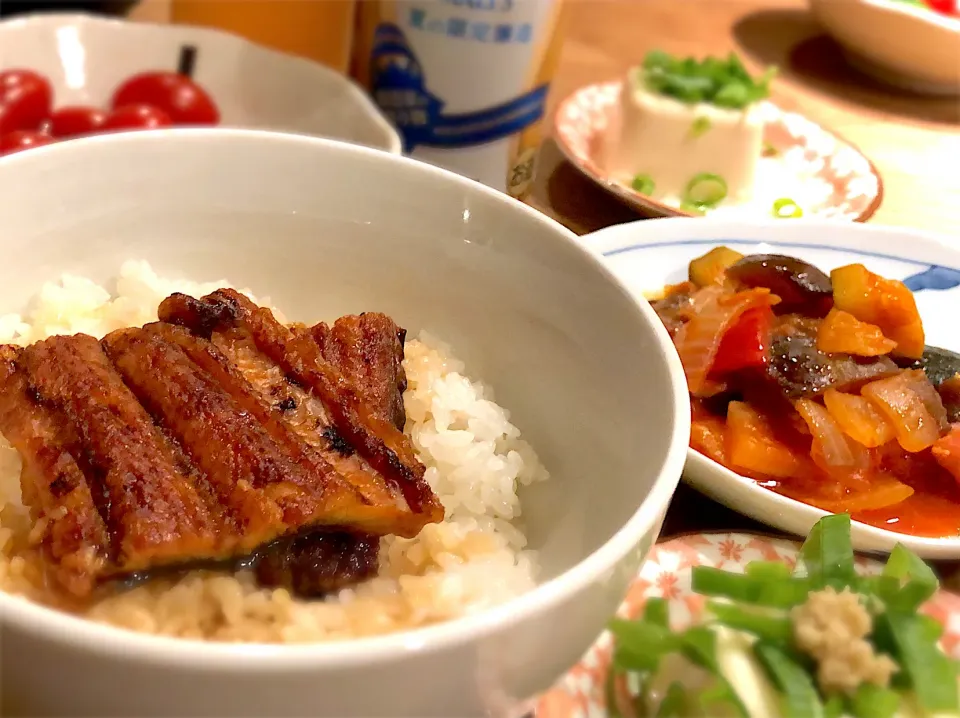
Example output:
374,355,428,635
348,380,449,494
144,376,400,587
640,50,777,109
773,197,803,219
631,173,656,195
684,172,728,208
762,141,780,157
690,116,712,138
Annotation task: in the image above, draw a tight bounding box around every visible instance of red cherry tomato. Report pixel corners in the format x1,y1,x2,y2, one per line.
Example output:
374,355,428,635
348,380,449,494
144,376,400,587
102,104,173,131
49,106,109,138
111,72,219,125
0,69,53,133
0,130,56,156
925,0,957,14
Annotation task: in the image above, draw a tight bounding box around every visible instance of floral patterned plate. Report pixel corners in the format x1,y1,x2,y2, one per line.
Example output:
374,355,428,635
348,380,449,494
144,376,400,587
553,82,883,222
535,531,960,717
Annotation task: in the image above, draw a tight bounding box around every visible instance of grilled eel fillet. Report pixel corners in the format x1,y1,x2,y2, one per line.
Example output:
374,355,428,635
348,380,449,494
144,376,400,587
254,312,411,596
0,295,442,598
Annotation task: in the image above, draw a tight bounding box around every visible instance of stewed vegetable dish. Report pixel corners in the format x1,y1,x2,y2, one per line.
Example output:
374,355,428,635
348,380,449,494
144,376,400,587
652,247,960,537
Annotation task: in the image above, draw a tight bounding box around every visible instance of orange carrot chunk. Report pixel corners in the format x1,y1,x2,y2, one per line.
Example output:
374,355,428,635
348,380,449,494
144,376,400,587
822,388,896,448
830,264,924,359
726,401,805,478
816,308,897,356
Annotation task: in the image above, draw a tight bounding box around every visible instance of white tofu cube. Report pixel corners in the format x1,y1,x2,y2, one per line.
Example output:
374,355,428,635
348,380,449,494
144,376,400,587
605,75,766,205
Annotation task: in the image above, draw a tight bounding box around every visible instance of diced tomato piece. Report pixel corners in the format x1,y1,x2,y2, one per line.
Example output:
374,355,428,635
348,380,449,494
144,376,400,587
673,287,778,396
710,305,774,376
932,424,960,484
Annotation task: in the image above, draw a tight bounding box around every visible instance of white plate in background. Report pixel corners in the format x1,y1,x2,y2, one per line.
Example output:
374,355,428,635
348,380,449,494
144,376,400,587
0,12,402,154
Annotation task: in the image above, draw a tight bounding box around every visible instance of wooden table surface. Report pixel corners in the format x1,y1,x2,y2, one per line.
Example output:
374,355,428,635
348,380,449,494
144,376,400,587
131,0,960,584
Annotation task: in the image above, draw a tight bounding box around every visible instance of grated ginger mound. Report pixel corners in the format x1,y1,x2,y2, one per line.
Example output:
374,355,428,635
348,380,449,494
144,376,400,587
791,586,899,695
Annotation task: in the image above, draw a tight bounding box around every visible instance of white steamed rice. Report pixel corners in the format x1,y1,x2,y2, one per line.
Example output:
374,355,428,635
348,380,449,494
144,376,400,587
0,260,548,642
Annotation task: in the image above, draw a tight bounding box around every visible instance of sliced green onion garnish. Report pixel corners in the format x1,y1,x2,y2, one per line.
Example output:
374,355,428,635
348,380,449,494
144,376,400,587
640,50,777,109
679,201,706,216
707,600,794,645
609,618,679,672
772,197,803,219
762,141,780,157
823,695,845,718
684,172,728,208
873,611,960,712
692,566,812,607
746,560,793,581
799,512,855,589
631,173,656,195
754,642,825,718
644,597,670,627
656,682,687,717
689,116,712,138
850,684,900,718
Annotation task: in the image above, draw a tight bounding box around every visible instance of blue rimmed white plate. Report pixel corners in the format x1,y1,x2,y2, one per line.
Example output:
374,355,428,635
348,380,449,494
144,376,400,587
584,218,960,559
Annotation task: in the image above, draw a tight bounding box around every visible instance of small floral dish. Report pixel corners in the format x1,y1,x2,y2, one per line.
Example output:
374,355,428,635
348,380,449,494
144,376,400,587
554,81,882,223
0,13,401,153
810,0,960,96
536,529,960,717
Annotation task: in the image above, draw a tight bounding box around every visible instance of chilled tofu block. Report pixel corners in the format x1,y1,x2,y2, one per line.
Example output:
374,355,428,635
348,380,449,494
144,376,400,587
605,78,766,205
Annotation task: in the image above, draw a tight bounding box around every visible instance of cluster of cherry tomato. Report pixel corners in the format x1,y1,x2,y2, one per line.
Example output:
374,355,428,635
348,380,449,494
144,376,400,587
0,69,220,156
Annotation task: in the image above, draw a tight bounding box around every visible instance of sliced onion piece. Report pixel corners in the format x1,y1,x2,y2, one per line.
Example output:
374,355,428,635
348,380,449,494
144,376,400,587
822,389,896,448
861,370,948,453
795,398,870,470
673,288,778,395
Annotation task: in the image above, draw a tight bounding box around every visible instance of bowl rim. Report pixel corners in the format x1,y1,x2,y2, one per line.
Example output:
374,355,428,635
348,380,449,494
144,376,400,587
0,128,691,670
0,11,404,155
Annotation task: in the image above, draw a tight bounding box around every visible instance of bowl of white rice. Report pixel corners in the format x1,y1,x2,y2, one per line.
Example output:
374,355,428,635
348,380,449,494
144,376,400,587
0,129,688,718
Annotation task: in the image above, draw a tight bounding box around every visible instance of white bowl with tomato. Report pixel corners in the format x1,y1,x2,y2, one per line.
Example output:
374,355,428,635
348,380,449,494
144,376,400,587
0,12,401,156
809,0,960,94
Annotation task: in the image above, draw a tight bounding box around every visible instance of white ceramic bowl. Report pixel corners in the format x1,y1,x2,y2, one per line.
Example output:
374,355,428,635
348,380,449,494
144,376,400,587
809,0,960,95
0,129,688,717
585,217,960,559
0,12,401,153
